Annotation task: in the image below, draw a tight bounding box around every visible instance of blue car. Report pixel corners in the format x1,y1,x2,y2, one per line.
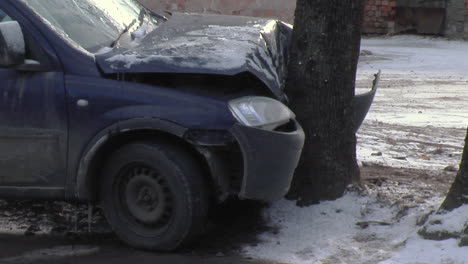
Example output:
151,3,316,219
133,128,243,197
0,0,377,250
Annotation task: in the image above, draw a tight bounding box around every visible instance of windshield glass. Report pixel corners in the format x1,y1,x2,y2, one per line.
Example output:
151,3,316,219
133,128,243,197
21,0,154,52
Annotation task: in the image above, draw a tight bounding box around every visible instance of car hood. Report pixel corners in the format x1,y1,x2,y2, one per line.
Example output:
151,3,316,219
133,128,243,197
96,13,292,100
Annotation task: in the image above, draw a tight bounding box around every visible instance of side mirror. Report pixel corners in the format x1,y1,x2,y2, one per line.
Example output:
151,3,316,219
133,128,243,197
0,21,25,66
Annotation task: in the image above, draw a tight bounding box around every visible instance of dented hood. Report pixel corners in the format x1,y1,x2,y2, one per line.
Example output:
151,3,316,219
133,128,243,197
96,13,292,100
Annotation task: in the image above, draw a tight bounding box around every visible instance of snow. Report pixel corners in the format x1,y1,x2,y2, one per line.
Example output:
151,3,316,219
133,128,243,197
243,36,468,264
24,59,40,65
104,32,254,71
381,238,468,264
131,23,148,40
0,21,25,54
104,19,279,83
357,36,468,171
105,26,260,70
244,192,443,264
359,35,468,76
94,47,114,55
425,205,468,234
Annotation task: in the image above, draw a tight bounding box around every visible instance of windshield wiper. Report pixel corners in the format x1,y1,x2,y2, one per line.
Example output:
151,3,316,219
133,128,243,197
110,19,137,48
138,8,147,25
110,8,166,48
139,7,168,23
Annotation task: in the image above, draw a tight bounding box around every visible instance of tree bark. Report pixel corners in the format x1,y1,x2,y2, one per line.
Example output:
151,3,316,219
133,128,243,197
285,0,365,205
441,129,468,211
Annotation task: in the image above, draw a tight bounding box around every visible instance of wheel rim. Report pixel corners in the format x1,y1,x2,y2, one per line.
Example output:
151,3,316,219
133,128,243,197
118,164,174,228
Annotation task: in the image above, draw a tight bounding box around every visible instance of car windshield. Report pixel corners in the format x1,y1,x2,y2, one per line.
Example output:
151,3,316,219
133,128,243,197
21,0,154,52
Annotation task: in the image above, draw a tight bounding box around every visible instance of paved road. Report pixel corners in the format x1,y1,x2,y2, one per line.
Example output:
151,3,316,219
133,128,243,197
0,234,281,264
0,199,283,264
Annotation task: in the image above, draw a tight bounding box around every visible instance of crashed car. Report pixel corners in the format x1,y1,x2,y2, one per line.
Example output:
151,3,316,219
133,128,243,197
0,0,377,250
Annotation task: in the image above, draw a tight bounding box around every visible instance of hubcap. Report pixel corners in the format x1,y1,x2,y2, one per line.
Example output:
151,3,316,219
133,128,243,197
121,166,173,226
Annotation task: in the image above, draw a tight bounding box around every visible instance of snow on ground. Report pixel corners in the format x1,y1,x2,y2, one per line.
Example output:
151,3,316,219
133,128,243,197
359,35,468,76
244,192,443,264
244,35,468,264
357,36,468,171
356,74,468,170
382,206,468,264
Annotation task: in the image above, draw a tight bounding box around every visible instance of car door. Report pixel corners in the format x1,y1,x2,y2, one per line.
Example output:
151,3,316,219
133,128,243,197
0,9,68,197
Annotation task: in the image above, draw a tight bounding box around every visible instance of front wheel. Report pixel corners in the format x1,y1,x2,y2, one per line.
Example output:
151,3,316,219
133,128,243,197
100,142,208,250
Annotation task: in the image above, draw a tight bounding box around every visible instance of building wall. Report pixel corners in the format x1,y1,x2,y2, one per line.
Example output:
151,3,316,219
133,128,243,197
362,0,468,36
139,0,468,37
138,0,296,23
446,0,465,36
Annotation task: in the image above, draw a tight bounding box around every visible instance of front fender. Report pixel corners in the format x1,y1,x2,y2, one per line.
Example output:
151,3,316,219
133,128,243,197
74,118,188,200
66,75,238,199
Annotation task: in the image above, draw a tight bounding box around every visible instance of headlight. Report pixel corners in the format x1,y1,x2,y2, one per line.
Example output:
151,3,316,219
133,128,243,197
228,96,295,130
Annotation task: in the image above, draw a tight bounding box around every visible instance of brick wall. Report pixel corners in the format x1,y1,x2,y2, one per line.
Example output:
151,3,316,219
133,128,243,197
363,0,397,34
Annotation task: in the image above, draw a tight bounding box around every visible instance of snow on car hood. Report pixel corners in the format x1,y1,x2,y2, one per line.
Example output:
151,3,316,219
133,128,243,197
96,13,292,99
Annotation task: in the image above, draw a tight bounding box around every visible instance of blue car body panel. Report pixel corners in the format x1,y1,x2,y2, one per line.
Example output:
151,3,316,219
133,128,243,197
0,0,245,200
0,69,67,189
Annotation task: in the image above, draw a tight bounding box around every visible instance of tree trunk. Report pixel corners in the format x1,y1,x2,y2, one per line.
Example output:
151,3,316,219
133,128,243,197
441,129,468,211
285,0,364,205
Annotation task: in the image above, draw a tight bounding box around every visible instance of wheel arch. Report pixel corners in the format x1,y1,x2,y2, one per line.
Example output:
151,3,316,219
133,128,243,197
74,118,214,201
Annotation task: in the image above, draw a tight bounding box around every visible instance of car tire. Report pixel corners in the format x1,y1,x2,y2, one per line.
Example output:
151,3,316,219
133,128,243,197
100,141,208,251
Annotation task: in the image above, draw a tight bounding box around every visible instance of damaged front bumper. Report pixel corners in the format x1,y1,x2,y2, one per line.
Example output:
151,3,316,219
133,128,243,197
229,121,305,201
187,121,305,202
353,70,381,131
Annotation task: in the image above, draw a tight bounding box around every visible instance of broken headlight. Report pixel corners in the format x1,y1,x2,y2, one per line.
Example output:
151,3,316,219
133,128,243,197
228,96,295,130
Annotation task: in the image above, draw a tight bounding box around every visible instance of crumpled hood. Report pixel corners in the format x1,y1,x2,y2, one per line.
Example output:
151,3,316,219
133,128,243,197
96,13,292,100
